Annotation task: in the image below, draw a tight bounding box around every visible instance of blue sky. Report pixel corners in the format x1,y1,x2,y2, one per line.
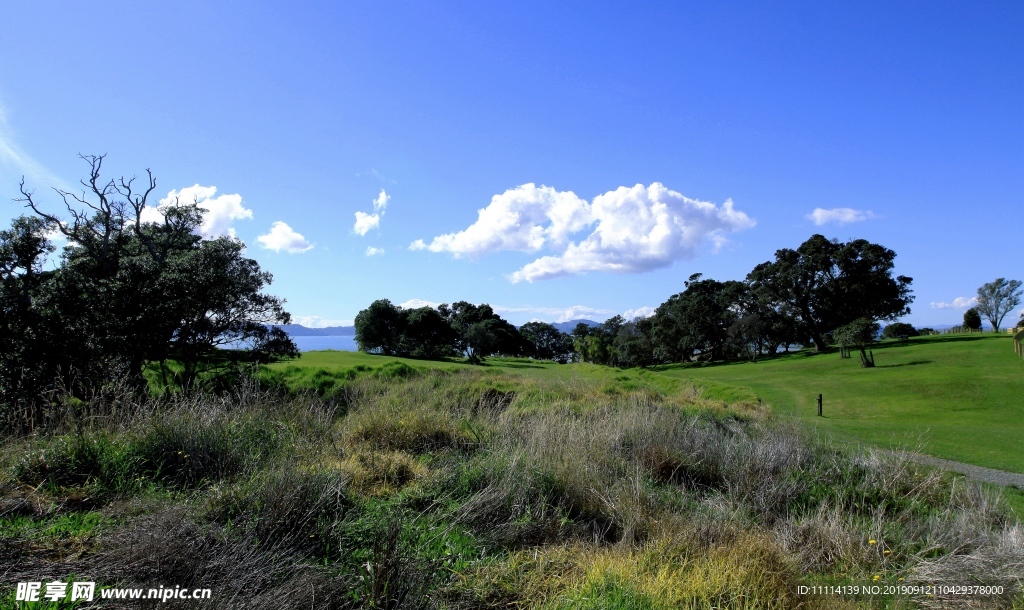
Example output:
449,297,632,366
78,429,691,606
2,2,1021,327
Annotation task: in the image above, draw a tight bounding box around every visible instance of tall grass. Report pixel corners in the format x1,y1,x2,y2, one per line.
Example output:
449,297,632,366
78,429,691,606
1,368,1021,608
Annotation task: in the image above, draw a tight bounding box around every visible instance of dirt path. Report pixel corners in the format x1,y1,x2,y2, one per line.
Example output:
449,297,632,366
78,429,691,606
897,452,1024,490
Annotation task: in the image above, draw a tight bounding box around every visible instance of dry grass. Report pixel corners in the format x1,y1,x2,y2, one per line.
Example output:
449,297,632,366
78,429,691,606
1,368,1022,608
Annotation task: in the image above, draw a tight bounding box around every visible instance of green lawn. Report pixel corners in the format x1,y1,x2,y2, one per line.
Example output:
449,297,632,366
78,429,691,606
263,349,753,403
656,334,1024,473
267,334,1024,474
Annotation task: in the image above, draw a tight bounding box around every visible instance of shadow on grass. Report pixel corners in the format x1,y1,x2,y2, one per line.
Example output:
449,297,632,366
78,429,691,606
877,360,933,369
487,362,548,370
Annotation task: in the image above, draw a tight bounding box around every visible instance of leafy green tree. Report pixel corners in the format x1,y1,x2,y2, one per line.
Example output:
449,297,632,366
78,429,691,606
962,308,982,331
6,156,296,404
650,274,743,362
976,278,1022,332
833,317,880,367
0,216,59,409
354,299,406,355
463,318,521,360
613,318,657,367
519,321,573,361
739,280,801,354
881,322,918,340
570,322,602,363
746,235,913,351
438,301,523,360
569,317,625,365
401,307,456,358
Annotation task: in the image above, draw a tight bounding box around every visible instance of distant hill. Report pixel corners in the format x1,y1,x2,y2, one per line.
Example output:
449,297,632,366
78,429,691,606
553,319,601,333
276,324,356,336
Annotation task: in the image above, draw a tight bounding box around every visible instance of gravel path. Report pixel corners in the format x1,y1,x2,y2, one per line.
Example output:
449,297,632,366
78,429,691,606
897,452,1024,490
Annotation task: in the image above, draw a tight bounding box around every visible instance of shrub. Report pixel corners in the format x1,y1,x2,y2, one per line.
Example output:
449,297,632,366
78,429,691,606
964,308,983,330
881,322,918,339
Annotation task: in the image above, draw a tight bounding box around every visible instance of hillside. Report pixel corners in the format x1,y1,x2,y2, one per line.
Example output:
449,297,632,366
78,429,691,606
656,334,1024,473
271,334,1024,474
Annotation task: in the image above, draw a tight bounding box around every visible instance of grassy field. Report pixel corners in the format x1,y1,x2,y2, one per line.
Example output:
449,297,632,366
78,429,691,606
267,334,1024,474
4,366,1022,608
655,334,1024,474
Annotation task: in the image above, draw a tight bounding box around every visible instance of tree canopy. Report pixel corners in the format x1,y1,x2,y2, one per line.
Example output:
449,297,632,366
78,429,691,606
976,278,1022,332
1,156,296,413
963,308,983,331
747,234,913,351
357,234,915,369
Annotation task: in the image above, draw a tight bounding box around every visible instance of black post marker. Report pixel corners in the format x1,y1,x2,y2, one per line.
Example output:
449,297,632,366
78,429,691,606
817,394,823,417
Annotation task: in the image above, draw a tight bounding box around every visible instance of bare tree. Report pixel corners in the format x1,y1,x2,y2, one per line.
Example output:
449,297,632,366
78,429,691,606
976,278,1022,332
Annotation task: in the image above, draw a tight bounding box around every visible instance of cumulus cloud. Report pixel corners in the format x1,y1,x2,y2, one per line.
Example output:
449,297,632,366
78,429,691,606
353,211,380,235
141,185,254,239
415,184,591,256
930,297,978,310
510,184,754,283
398,299,441,309
806,207,874,226
365,246,385,257
353,189,390,236
623,306,656,320
293,315,353,328
413,183,753,283
256,221,314,253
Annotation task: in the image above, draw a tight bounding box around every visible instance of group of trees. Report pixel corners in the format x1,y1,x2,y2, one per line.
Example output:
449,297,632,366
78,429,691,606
573,235,912,368
354,299,549,361
356,234,916,368
1,157,296,416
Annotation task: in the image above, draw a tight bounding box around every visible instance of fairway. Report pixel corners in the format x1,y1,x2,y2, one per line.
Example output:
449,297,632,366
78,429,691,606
657,334,1024,473
274,335,1024,474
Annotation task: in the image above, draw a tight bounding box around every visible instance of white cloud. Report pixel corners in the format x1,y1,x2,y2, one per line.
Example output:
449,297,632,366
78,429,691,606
623,306,656,320
43,224,68,244
398,299,441,309
365,246,385,256
930,297,978,310
256,221,314,253
415,184,591,256
353,211,380,235
353,189,390,236
413,183,753,283
143,184,254,239
492,304,616,323
806,207,874,226
508,184,755,283
293,315,353,328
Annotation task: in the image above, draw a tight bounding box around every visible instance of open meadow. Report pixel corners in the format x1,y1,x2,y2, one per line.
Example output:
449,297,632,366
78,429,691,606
4,357,1023,608
655,334,1024,474
266,333,1024,474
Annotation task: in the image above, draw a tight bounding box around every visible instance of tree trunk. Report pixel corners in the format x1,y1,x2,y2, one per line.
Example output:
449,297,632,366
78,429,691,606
811,331,828,352
859,348,874,368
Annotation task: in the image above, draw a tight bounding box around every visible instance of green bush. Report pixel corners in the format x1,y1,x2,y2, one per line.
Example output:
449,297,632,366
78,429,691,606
964,307,983,330
881,322,918,339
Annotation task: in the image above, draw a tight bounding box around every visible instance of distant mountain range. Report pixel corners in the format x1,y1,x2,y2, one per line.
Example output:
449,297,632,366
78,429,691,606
275,324,356,336
277,319,602,337
552,319,601,333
